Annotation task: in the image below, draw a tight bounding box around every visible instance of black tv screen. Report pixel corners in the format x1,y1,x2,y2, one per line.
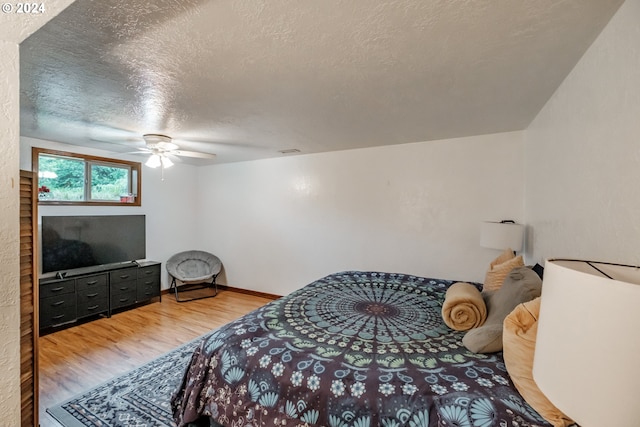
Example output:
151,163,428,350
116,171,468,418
41,215,146,274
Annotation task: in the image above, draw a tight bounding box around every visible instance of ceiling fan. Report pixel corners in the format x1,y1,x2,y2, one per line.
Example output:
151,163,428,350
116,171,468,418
136,134,217,169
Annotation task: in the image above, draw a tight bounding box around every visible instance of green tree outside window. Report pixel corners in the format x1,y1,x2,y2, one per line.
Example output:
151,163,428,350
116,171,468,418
34,148,141,206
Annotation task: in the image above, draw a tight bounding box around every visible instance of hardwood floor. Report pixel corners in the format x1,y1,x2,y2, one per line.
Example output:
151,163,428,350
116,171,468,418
38,289,275,427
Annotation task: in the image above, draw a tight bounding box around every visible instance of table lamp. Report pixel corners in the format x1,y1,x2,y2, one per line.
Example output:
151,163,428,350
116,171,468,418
480,220,524,252
533,259,640,426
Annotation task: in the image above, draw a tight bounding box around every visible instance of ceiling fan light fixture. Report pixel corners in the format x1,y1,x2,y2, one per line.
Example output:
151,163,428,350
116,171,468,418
143,134,179,151
161,155,174,168
158,140,179,151
145,154,161,168
138,133,216,172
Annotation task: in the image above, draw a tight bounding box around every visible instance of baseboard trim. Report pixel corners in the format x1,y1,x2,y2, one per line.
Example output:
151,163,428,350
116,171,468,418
161,285,281,301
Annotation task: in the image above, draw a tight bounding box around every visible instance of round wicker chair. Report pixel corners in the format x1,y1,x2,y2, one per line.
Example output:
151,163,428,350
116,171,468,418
166,250,222,302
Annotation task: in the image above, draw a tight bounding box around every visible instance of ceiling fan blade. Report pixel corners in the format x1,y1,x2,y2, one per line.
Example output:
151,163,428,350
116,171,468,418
166,153,182,163
88,137,146,152
122,148,152,155
173,150,216,159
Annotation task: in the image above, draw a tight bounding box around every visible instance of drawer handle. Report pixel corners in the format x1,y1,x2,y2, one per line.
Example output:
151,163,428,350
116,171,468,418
50,286,65,292
86,292,99,298
52,300,65,306
87,304,99,310
85,280,98,285
144,280,154,285
52,314,65,320
119,274,131,279
144,270,153,275
119,297,129,302
119,286,130,291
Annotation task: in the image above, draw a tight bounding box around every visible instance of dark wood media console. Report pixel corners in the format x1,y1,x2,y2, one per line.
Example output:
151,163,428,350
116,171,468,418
39,261,161,332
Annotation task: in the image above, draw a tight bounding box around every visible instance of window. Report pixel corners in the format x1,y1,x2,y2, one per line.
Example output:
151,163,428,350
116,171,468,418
33,148,141,206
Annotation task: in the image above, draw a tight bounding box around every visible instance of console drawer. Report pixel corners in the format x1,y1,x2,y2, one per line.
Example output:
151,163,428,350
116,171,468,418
77,284,108,303
138,264,161,278
110,267,138,285
40,279,75,299
111,290,137,310
40,293,76,328
111,279,137,295
78,298,108,318
76,274,108,291
137,281,160,301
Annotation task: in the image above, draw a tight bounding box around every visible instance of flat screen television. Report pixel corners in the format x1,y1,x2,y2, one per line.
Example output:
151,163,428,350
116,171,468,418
41,215,146,274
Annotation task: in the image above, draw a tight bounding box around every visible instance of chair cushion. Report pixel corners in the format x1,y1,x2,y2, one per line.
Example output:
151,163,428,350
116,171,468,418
175,259,214,282
166,250,221,283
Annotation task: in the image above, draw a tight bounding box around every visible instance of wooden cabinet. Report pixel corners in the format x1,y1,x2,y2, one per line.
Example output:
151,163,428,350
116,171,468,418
40,274,112,328
110,266,138,310
113,262,162,310
40,292,76,329
40,278,76,329
76,274,109,319
39,261,161,333
137,263,161,301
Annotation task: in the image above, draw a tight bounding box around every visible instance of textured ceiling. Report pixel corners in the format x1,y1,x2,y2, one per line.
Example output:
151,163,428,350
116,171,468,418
20,0,624,165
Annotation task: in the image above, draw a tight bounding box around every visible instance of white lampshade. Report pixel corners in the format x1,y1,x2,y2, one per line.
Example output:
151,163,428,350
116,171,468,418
480,221,524,252
533,259,640,426
145,154,161,168
161,155,174,168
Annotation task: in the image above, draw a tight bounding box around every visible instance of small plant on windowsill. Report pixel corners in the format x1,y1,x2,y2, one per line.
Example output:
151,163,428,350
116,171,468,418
38,185,52,200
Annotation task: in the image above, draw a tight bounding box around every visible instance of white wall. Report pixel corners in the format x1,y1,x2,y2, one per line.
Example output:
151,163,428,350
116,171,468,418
22,131,525,299
0,39,22,425
197,131,525,295
0,0,76,422
20,137,201,289
524,0,640,265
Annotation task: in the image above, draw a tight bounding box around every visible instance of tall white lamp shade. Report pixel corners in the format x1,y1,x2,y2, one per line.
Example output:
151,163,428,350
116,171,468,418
533,259,640,426
480,221,524,252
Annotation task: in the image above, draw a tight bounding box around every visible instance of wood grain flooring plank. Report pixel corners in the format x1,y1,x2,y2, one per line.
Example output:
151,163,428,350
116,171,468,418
39,290,275,427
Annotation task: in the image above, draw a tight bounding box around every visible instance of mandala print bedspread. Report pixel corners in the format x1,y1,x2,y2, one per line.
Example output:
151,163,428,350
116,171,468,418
172,271,549,427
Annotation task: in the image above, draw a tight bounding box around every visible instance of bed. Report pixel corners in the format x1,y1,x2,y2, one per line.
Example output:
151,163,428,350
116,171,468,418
171,271,550,427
